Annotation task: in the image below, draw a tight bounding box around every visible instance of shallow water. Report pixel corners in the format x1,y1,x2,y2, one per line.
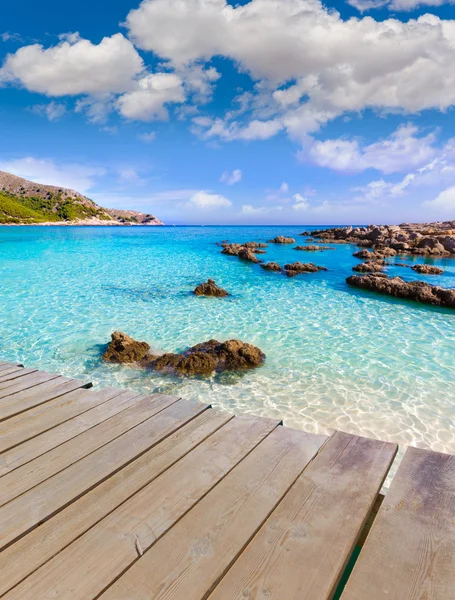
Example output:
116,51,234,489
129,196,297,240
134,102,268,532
1,225,454,481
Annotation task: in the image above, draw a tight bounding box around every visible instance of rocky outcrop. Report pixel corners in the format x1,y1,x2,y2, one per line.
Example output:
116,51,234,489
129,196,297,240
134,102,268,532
411,265,444,275
103,331,151,363
284,262,328,277
346,274,455,308
152,339,265,376
260,262,282,272
193,279,229,297
294,245,334,251
352,261,384,273
268,236,296,244
353,249,373,259
238,247,259,263
221,242,265,262
311,222,455,257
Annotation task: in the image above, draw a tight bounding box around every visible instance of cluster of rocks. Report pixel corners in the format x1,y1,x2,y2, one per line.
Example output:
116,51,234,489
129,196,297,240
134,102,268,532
311,221,455,256
193,279,229,297
411,264,444,275
267,236,295,244
346,274,455,308
294,245,335,252
103,331,265,377
352,261,384,273
260,261,328,277
221,241,268,263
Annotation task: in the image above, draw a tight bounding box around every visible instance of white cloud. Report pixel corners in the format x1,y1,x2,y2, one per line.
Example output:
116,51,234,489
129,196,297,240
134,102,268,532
1,32,23,43
0,157,105,193
241,204,283,214
126,0,455,121
138,131,157,142
185,190,232,209
349,0,454,12
118,169,146,186
0,33,143,95
192,116,283,142
117,73,185,121
308,124,437,174
220,169,242,185
292,193,310,210
423,186,455,211
30,101,66,121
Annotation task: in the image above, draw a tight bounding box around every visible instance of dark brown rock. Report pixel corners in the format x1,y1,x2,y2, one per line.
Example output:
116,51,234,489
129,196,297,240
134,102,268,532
260,262,282,271
268,236,296,244
352,261,384,273
238,247,259,263
411,265,444,275
103,331,151,363
193,279,229,297
353,249,373,259
346,274,455,308
284,262,328,277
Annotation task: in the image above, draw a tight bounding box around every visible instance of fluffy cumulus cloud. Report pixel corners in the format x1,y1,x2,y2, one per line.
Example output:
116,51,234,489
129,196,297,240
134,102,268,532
0,33,144,95
348,0,454,13
424,187,455,212
125,0,455,142
117,73,185,121
220,169,242,185
0,157,105,192
185,190,232,209
308,124,438,174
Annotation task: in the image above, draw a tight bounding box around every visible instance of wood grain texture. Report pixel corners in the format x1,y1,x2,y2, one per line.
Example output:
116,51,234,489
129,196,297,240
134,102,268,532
0,371,60,397
0,409,231,597
209,431,397,600
0,389,142,474
3,414,279,600
0,362,23,368
0,393,179,505
0,367,30,382
98,427,327,600
341,446,455,600
0,386,133,458
0,377,91,420
0,399,208,550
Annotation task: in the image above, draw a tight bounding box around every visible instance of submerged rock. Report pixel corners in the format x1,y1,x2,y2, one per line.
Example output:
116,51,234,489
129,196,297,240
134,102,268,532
352,261,384,273
193,279,229,297
260,262,282,271
284,262,328,277
268,236,296,244
346,274,455,308
294,245,334,251
103,331,151,363
411,264,444,275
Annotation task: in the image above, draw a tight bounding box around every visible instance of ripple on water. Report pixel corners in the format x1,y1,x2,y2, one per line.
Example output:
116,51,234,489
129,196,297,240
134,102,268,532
0,225,454,487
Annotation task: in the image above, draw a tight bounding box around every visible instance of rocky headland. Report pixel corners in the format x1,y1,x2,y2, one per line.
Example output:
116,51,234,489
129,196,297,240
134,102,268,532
310,221,455,256
103,331,265,377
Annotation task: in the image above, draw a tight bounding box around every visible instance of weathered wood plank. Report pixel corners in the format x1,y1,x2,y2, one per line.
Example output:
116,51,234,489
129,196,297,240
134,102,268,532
0,377,91,421
0,409,231,597
209,431,397,600
98,427,327,600
0,393,179,505
341,446,455,600
0,367,28,381
0,398,208,550
0,370,60,397
0,361,23,369
5,415,282,600
0,386,133,457
0,389,143,473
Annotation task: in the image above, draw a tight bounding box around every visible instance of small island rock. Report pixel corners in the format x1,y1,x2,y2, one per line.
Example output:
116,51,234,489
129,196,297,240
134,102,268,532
284,262,328,277
411,265,444,275
193,279,229,297
103,331,151,363
260,262,282,271
268,236,296,244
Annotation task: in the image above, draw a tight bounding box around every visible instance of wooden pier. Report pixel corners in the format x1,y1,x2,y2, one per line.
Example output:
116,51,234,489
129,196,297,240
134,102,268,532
0,360,454,599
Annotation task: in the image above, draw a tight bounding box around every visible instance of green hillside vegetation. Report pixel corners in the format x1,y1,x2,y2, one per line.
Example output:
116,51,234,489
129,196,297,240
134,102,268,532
0,191,112,224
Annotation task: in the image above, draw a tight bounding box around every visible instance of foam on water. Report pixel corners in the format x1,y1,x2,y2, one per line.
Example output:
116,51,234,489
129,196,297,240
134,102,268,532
1,225,454,482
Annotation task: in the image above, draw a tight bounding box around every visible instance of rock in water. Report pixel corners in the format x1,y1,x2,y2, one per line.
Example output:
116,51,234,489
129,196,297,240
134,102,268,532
260,262,282,272
268,236,296,244
152,339,265,376
346,274,455,308
193,279,229,297
294,245,334,251
284,262,328,277
103,331,151,363
352,261,384,273
238,247,259,263
411,265,444,275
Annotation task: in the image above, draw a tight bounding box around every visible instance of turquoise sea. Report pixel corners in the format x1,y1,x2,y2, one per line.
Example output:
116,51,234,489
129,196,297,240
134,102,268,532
1,225,454,477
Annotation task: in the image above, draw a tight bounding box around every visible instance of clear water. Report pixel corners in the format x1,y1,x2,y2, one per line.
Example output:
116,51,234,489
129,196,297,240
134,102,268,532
1,226,454,481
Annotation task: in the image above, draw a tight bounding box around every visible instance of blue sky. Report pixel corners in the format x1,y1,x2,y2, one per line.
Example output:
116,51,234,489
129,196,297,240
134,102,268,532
1,0,455,224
